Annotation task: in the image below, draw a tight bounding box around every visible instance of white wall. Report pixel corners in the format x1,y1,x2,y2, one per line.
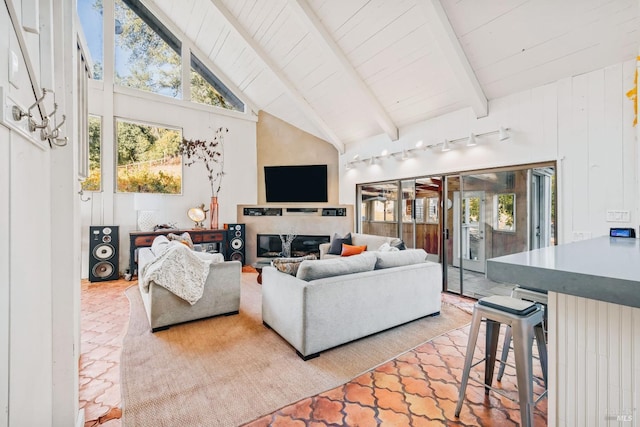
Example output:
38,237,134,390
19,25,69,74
81,85,258,278
339,60,639,244
1,1,80,425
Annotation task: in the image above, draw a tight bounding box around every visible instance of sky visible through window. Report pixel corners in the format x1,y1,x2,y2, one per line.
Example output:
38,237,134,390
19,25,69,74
77,0,103,79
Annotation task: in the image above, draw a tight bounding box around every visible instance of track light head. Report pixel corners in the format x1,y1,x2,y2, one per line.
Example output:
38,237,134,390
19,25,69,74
441,139,451,152
498,126,510,141
467,133,477,147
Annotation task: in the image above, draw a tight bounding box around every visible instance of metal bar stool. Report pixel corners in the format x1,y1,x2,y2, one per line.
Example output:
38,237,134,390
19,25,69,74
455,295,548,427
497,286,548,384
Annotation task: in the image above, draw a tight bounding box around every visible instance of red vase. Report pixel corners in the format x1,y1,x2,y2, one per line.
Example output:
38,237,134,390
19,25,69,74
210,196,219,230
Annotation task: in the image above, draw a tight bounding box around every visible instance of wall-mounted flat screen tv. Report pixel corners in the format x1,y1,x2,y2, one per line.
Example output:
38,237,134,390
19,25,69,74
264,164,328,203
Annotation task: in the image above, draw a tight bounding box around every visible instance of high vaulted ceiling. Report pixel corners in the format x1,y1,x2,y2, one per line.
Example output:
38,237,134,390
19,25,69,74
146,0,640,152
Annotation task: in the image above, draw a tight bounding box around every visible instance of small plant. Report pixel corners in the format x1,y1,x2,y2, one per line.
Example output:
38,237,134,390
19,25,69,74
179,127,228,196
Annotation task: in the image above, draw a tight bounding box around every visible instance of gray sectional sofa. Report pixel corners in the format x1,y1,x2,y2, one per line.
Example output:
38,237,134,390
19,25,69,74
261,249,442,359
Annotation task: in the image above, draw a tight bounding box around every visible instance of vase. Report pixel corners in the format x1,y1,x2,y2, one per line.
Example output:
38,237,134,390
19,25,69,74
210,196,219,230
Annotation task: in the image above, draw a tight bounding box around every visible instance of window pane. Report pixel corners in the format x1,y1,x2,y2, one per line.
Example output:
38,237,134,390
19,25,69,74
114,0,181,98
81,115,102,191
116,119,182,194
191,54,244,111
77,0,103,79
495,193,516,231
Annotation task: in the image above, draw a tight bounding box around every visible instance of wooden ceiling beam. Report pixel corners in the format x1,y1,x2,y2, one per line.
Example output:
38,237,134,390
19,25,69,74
288,0,399,142
207,0,345,153
417,0,488,118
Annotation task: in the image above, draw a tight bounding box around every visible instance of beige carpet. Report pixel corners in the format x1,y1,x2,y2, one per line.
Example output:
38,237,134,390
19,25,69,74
121,274,471,427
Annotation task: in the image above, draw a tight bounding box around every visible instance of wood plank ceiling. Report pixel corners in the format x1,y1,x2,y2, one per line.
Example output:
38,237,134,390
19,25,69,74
146,0,640,152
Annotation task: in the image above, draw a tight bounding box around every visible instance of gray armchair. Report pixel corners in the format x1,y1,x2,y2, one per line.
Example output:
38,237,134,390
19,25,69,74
137,247,241,332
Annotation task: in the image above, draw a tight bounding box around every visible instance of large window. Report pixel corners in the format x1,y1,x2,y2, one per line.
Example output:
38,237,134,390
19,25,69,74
77,0,103,79
77,0,245,111
116,119,182,194
115,0,182,98
81,115,102,191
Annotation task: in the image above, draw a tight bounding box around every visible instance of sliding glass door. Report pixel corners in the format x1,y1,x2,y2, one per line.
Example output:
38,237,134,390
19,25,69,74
356,162,556,299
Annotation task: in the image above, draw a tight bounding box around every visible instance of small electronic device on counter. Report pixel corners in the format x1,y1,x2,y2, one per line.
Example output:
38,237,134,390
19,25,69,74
609,227,636,238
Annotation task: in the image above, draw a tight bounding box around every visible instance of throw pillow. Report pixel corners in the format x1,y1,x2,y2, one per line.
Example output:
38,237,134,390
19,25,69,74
377,242,400,252
327,232,352,255
272,254,317,276
390,238,407,250
150,235,170,256
341,243,367,257
167,232,194,249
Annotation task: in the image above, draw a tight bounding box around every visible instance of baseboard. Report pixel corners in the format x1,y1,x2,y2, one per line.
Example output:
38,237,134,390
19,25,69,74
76,408,85,427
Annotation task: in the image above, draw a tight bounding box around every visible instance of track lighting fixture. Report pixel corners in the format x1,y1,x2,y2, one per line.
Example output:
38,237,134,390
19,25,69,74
343,126,511,169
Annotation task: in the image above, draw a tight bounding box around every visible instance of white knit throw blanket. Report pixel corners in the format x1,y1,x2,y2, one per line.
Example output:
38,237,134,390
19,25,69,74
140,242,212,305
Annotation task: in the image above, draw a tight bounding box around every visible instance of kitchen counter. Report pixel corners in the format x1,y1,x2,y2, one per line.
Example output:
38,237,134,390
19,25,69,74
486,235,640,308
486,235,640,426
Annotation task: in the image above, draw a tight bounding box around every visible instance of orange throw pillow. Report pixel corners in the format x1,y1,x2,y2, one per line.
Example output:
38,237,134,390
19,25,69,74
341,243,367,257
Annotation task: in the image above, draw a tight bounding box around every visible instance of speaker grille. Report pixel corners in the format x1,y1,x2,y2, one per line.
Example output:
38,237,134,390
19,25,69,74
93,243,115,260
92,261,115,278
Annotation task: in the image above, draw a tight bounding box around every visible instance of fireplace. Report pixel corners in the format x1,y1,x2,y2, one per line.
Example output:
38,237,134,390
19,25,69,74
257,234,330,258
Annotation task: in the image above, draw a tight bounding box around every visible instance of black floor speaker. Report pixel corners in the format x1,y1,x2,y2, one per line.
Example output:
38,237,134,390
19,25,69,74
224,223,245,265
89,226,120,282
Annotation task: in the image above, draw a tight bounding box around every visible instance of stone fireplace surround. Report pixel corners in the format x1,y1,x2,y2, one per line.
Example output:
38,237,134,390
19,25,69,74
238,204,354,265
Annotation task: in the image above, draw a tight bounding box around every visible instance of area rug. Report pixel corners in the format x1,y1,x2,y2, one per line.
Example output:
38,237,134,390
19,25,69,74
120,277,471,427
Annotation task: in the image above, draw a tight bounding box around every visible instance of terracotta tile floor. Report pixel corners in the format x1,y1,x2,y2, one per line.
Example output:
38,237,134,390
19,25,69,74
80,275,547,426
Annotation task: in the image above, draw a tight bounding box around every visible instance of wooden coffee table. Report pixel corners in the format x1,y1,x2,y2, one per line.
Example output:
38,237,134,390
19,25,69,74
252,260,272,284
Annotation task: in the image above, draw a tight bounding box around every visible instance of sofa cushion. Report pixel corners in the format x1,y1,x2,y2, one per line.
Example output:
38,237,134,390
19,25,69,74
193,251,224,263
341,244,367,256
272,254,317,276
296,252,376,281
327,233,352,255
374,249,428,269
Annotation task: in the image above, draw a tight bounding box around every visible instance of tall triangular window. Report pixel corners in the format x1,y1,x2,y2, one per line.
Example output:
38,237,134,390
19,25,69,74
191,54,244,111
114,0,182,98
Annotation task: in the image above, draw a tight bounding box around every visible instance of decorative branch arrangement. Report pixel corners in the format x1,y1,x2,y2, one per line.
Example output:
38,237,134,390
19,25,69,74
279,231,297,257
179,127,228,196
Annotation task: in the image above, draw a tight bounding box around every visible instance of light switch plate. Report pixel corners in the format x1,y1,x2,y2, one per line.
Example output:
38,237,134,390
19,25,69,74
606,210,630,222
